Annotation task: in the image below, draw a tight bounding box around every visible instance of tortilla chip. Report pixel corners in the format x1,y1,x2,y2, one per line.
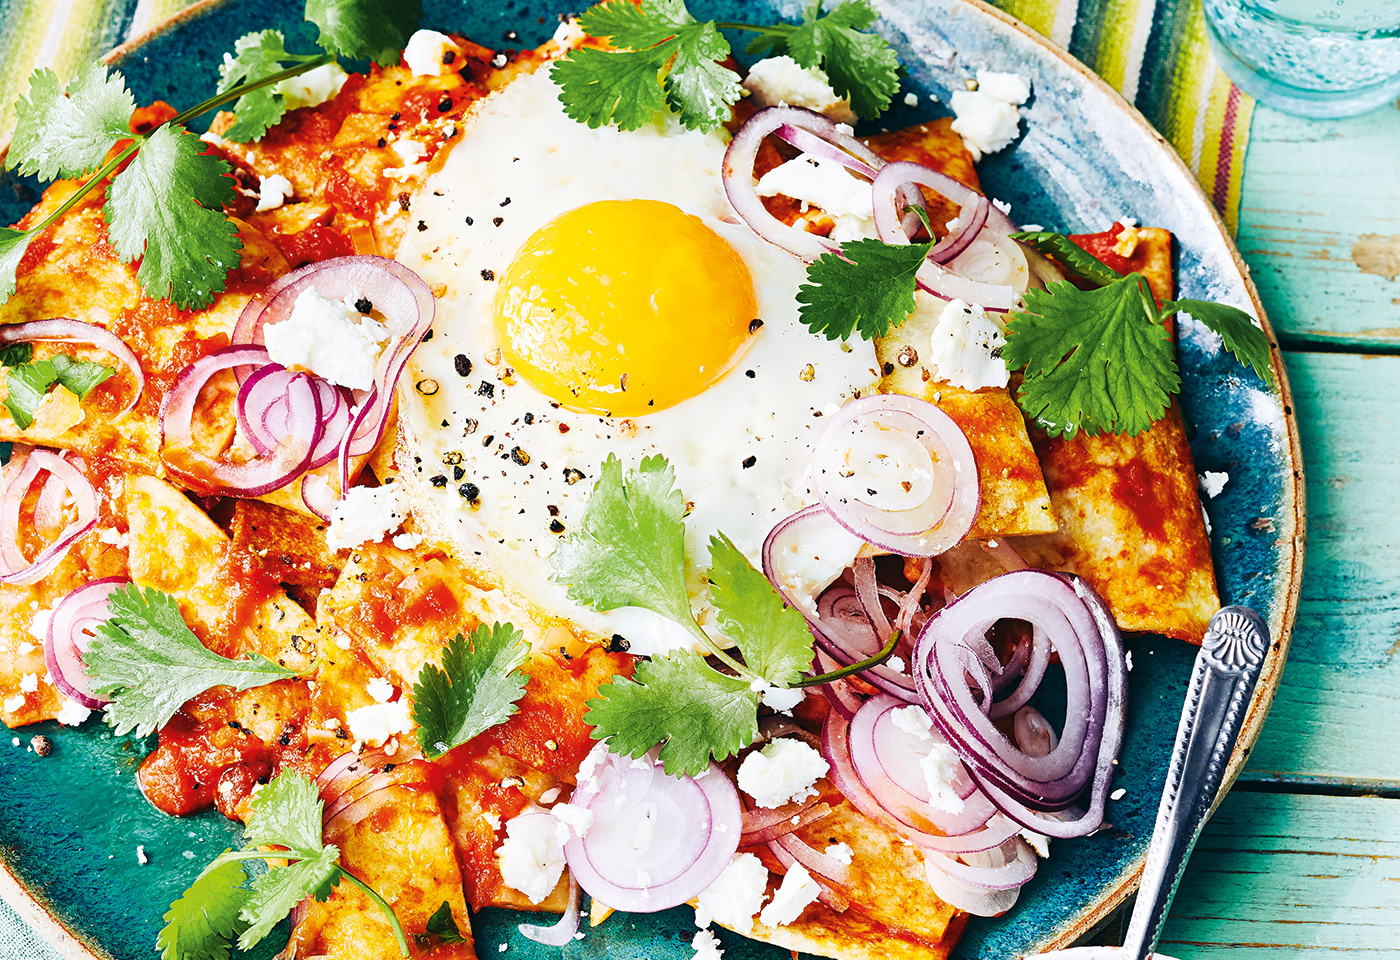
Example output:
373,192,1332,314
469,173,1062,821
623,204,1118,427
1011,226,1220,640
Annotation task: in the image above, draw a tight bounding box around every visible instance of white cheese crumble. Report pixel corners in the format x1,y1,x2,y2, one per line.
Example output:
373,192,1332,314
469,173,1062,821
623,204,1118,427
949,70,1031,161
1110,787,1127,801
366,677,396,703
736,738,829,809
764,520,864,618
392,531,424,551
16,642,35,656
759,863,820,927
891,705,934,740
1021,828,1050,858
255,174,294,212
56,697,91,726
2,695,24,713
756,153,878,243
887,655,906,673
539,787,561,804
824,842,853,865
743,55,856,124
403,29,458,76
760,684,805,715
497,813,565,904
326,484,408,551
694,853,769,933
1200,471,1229,498
692,928,724,960
551,801,594,841
28,607,52,642
19,674,38,693
345,697,412,746
275,62,348,111
927,298,1009,391
904,91,919,106
263,287,390,391
136,845,149,865
920,742,966,815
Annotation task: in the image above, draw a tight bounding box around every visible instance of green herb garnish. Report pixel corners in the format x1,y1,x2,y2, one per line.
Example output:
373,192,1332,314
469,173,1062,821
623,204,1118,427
412,622,532,758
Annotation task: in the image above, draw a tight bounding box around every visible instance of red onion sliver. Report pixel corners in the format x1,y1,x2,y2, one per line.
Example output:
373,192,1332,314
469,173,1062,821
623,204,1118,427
870,160,989,264
0,450,99,585
44,576,128,708
922,838,1036,916
518,874,580,946
0,319,144,414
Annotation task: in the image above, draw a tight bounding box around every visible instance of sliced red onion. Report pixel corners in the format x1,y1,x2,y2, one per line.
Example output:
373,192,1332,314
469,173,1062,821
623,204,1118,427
764,836,850,911
769,831,851,889
560,745,740,913
44,576,128,709
945,230,1031,301
741,797,829,846
323,760,435,842
1014,706,1059,759
0,449,99,585
0,319,144,414
774,124,880,179
870,161,989,264
811,394,979,557
922,837,1035,916
160,345,320,496
912,570,1127,837
518,874,580,946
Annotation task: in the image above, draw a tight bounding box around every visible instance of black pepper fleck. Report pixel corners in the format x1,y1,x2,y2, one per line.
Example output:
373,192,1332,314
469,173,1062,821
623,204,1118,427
377,137,386,148
397,192,411,211
510,446,530,465
492,216,504,227
354,297,373,313
437,96,453,112
883,361,895,376
453,465,465,481
442,50,456,64
430,475,448,487
523,412,534,424
549,519,565,533
459,482,480,502
391,111,401,120
481,268,495,281
465,216,474,226
464,418,479,434
608,634,631,653
563,467,584,484
742,455,757,469
500,197,512,207
745,369,755,378
417,220,428,232
478,381,495,397
422,329,434,341
749,318,764,334
30,735,52,757
547,505,560,516
454,354,472,377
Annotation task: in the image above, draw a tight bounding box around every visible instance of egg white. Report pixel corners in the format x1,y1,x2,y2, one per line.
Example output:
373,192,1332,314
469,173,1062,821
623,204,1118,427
394,68,878,655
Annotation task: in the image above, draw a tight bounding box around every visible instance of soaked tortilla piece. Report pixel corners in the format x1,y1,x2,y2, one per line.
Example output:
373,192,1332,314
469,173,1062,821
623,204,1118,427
1012,225,1220,641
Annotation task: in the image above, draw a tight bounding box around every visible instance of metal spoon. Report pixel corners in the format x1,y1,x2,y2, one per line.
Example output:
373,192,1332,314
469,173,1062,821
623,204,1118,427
1031,605,1271,960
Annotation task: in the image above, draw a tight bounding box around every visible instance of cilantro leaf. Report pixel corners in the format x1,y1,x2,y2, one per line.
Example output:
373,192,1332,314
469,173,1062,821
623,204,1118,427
1,353,115,429
8,62,134,181
85,584,296,737
662,22,743,131
586,650,758,776
412,623,532,758
797,238,930,340
551,46,669,131
242,766,326,853
1011,231,1123,288
0,228,33,305
217,31,300,142
1005,274,1181,438
0,343,32,367
425,901,468,945
50,353,115,398
550,454,696,628
237,847,341,949
1164,298,1274,387
580,0,688,48
105,124,242,311
783,0,899,120
707,534,813,687
157,856,252,960
305,0,422,66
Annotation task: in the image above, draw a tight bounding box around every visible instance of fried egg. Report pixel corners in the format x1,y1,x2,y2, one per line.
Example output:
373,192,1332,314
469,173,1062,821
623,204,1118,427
395,68,877,655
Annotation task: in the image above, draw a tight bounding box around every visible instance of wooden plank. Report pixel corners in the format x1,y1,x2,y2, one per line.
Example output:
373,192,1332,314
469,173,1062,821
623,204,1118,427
1235,105,1400,349
1241,351,1400,786
1161,791,1400,955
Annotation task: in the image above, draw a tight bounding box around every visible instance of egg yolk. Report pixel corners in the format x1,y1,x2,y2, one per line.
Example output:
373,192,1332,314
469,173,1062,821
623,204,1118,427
494,199,759,417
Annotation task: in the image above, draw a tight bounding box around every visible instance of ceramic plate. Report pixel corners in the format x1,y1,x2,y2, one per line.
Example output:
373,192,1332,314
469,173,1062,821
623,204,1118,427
0,0,1303,957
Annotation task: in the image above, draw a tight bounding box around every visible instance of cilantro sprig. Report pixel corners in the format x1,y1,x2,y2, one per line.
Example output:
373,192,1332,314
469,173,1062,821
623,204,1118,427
412,622,532,758
1,344,115,429
0,0,419,309
551,454,898,776
84,584,297,737
158,769,410,960
552,0,900,133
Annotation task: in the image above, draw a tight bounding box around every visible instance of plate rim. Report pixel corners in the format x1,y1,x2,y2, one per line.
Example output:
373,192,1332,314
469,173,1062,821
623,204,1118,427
0,0,1305,956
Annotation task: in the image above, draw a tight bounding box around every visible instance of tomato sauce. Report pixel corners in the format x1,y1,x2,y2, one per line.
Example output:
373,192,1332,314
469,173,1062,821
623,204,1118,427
138,710,272,816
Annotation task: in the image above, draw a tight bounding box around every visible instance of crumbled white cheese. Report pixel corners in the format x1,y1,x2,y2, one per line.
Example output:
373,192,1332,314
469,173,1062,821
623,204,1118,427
28,607,52,642
743,55,855,124
255,174,294,212
275,62,348,111
760,684,805,715
136,845,149,865
403,29,458,76
497,813,565,904
19,674,38,694
824,842,854,865
891,705,934,740
97,526,129,548
992,197,1013,216
539,787,561,804
886,655,906,673
1021,829,1050,859
949,70,1031,160
326,484,407,551
366,677,396,703
392,531,424,551
263,287,390,391
903,91,919,106
55,697,91,726
2,695,24,713
1200,471,1229,499
345,697,412,746
551,801,594,841
927,298,1009,391
920,742,966,815
1110,787,1127,801
759,863,821,927
392,139,427,166
756,153,878,242
737,738,829,809
1125,650,1134,672
552,18,586,48
16,642,35,656
694,853,769,933
692,929,724,960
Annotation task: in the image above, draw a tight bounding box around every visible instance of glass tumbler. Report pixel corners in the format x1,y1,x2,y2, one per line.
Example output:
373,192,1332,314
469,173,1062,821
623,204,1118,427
1202,0,1400,118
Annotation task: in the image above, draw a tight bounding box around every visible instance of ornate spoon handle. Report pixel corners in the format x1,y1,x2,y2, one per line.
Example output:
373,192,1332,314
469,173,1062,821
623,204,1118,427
1120,606,1270,960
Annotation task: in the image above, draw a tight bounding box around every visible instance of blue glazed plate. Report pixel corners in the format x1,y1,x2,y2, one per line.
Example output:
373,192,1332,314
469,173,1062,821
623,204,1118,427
0,1,1303,958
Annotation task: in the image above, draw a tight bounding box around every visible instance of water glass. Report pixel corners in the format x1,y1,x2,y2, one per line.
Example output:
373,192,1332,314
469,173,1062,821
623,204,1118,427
1202,0,1400,118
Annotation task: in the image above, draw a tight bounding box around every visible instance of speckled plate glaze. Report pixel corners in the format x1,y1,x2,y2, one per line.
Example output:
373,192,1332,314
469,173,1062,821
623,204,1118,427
0,0,1303,958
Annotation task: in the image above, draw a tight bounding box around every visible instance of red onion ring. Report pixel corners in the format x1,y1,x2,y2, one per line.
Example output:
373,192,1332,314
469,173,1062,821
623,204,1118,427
922,837,1037,916
741,798,830,847
560,745,740,913
912,570,1127,837
0,319,144,414
870,161,990,264
518,874,580,946
44,576,128,709
810,394,979,557
160,345,320,496
0,449,99,585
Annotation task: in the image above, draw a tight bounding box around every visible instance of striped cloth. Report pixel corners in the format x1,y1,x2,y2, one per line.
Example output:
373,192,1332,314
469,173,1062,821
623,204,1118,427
0,0,1253,958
